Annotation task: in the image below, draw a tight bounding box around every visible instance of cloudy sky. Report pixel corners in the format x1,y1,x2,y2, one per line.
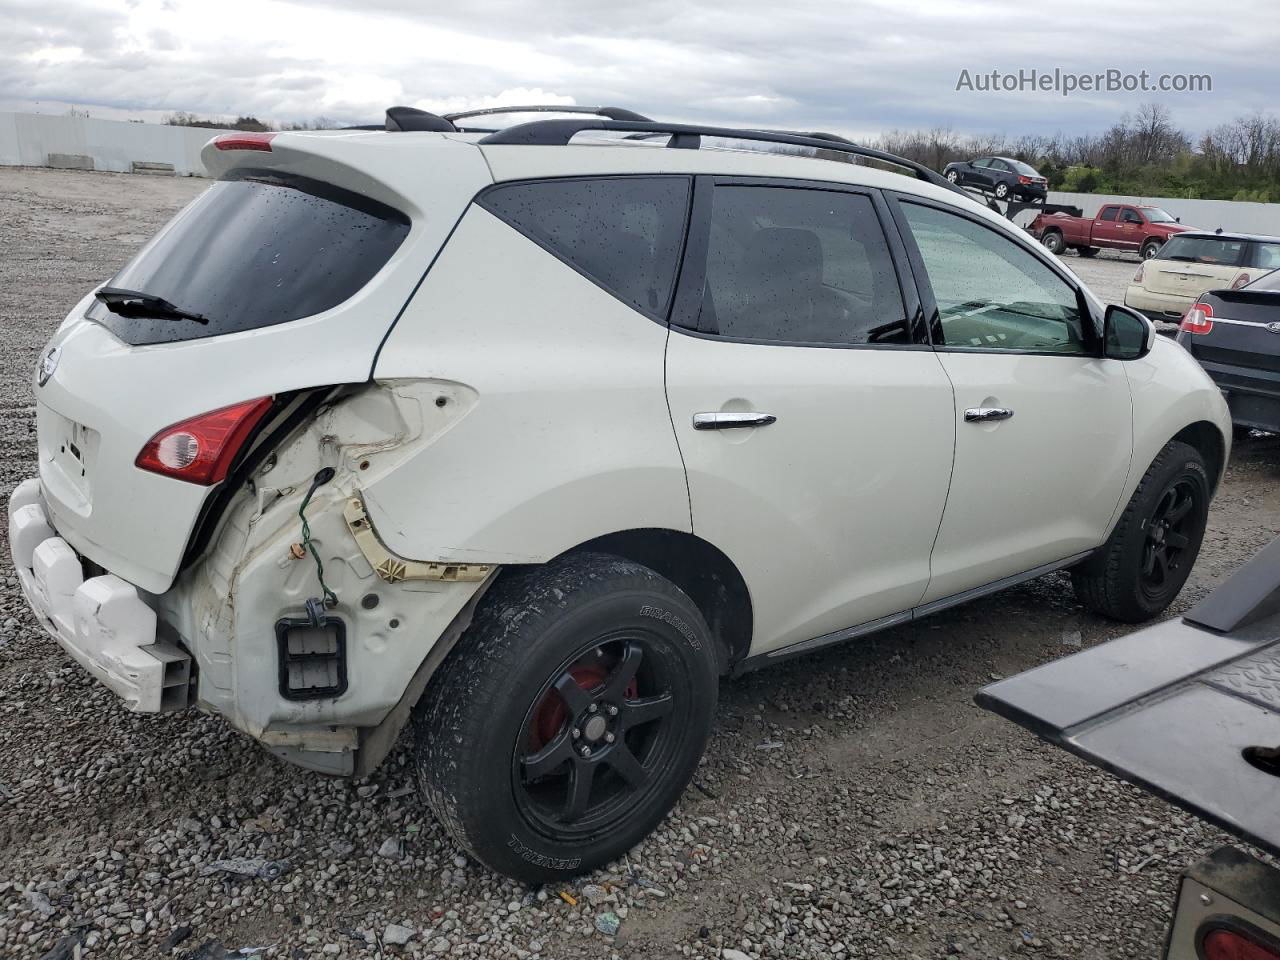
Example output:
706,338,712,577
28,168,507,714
3,0,1277,139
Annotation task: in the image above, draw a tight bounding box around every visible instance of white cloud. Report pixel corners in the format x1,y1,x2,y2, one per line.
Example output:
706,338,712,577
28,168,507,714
0,0,1276,138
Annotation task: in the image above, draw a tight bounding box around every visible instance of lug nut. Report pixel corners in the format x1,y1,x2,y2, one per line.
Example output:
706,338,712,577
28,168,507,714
579,746,592,758
605,732,616,744
572,727,581,739
606,704,618,717
587,703,598,713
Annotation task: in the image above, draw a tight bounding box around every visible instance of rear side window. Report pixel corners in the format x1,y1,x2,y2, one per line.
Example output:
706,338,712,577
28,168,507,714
479,176,690,319
1100,207,1118,221
1158,235,1245,265
1251,242,1280,271
90,172,410,345
690,185,908,345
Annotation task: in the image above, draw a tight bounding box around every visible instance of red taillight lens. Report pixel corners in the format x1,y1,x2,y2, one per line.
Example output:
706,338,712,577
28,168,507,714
1181,301,1214,335
135,397,273,485
1233,272,1252,289
213,133,276,152
1018,175,1031,184
1203,928,1280,960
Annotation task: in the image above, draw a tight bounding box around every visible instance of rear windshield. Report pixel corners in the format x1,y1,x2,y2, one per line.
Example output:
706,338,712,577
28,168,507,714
88,172,410,345
1156,235,1245,265
1009,160,1041,177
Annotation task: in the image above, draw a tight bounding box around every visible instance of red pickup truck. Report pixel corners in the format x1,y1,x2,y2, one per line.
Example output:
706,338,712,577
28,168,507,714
1030,203,1194,260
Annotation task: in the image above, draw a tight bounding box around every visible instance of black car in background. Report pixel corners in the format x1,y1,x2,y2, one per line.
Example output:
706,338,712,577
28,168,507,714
942,156,1048,200
1177,268,1280,435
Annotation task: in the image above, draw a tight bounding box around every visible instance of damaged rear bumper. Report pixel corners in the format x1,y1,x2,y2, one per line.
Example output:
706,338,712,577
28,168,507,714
7,478,191,712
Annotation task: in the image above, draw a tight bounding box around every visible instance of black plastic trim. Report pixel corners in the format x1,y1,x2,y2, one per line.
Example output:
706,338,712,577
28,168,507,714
478,119,964,196
275,616,348,701
446,105,651,127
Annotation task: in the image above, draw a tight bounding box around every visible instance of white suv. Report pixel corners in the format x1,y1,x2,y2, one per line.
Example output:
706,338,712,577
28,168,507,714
10,106,1231,882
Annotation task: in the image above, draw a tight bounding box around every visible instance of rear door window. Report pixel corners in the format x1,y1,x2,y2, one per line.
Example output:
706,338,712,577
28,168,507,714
684,184,908,345
1100,207,1119,221
478,176,690,320
90,172,410,345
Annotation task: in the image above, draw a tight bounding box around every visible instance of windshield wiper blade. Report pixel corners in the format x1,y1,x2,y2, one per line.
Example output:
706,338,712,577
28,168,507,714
95,287,209,324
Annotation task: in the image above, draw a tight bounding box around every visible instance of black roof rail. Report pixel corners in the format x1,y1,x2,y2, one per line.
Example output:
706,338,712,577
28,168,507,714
445,105,652,128
385,106,457,133
478,119,962,193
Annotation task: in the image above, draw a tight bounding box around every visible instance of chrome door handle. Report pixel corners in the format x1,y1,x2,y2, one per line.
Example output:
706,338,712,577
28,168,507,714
693,412,777,431
964,407,1014,423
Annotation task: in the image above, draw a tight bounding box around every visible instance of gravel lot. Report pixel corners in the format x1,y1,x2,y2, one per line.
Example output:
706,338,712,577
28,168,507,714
2,167,1277,960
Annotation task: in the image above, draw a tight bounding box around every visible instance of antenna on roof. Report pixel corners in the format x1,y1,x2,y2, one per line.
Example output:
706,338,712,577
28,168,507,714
385,106,457,133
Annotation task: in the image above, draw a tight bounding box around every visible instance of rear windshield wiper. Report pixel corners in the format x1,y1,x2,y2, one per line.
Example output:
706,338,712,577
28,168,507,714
94,287,209,324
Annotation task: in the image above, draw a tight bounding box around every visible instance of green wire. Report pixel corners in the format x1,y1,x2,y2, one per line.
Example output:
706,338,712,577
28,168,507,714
299,482,338,607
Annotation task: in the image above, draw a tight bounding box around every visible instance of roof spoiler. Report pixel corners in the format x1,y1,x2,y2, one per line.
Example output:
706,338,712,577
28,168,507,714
384,107,457,133
478,119,962,193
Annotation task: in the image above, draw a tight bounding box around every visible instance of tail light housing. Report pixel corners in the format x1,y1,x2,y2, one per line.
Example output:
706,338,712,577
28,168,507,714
1181,301,1214,335
1018,175,1031,184
1133,263,1145,284
1202,927,1280,960
213,133,276,152
135,397,273,485
1233,272,1252,289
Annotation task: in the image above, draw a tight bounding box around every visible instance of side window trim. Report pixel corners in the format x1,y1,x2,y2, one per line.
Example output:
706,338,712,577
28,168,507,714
474,174,695,326
884,190,1103,357
668,175,930,349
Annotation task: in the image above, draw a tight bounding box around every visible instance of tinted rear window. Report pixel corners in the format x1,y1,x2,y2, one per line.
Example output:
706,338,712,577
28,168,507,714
478,176,690,319
89,172,410,345
1158,235,1245,265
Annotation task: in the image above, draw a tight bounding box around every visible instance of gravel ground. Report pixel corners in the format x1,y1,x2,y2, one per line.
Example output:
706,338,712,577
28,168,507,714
1,166,1278,960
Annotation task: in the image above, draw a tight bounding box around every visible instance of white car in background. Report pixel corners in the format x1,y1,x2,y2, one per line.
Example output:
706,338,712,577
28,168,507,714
1125,229,1280,322
9,106,1231,882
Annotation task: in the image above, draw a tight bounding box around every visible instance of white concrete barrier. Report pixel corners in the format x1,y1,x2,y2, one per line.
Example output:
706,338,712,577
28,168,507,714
0,112,239,177
1048,191,1280,238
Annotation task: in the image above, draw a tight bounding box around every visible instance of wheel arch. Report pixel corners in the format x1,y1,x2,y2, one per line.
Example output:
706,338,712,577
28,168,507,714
562,528,753,674
1171,419,1228,494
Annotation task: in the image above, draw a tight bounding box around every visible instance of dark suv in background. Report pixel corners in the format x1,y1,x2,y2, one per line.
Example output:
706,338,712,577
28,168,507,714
943,156,1048,200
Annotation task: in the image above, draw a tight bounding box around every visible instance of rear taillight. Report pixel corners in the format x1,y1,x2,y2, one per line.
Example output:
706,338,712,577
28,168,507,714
213,133,276,152
1181,301,1214,335
1202,927,1280,960
1233,272,1252,289
1018,175,1031,184
135,397,273,485
1133,263,1145,284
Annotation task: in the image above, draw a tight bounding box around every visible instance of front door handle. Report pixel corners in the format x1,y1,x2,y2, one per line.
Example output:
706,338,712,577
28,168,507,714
693,412,777,431
964,407,1015,423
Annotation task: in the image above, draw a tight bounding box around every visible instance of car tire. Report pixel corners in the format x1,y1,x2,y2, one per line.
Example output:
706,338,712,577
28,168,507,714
1077,246,1100,258
994,182,1010,199
1071,440,1210,623
412,552,719,883
946,170,960,184
1041,230,1064,255
1141,239,1162,260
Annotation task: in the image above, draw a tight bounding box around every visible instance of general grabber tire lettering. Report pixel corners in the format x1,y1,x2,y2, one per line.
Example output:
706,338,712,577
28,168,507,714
1071,440,1210,623
412,552,718,882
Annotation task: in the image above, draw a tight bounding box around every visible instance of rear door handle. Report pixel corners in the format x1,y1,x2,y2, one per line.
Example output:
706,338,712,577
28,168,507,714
964,407,1014,423
693,412,777,431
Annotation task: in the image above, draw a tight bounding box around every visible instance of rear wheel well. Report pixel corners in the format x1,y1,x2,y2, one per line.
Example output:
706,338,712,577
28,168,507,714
1171,421,1226,493
562,529,752,673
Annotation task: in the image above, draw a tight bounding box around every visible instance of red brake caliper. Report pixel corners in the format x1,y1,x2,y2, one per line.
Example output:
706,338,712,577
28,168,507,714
529,664,638,751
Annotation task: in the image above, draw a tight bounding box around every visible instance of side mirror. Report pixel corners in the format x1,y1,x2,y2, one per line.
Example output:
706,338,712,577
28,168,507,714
1104,304,1155,360
1176,216,1182,223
